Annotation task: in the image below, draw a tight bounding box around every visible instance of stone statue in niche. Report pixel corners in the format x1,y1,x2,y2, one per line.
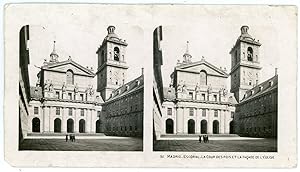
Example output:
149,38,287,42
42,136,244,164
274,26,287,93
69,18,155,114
74,83,79,93
177,80,183,92
62,82,66,92
207,84,212,94
223,88,228,97
195,83,200,93
49,81,54,92
182,82,187,93
44,79,49,91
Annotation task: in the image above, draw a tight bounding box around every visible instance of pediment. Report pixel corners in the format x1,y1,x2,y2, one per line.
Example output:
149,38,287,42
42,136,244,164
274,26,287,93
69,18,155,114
176,60,229,77
43,60,95,77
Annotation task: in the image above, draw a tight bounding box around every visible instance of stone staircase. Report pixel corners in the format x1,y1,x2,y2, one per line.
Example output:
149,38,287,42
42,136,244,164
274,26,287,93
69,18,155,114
27,132,105,137
161,134,240,138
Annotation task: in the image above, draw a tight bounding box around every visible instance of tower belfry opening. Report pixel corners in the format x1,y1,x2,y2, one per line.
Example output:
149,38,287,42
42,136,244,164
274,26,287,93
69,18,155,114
229,25,262,102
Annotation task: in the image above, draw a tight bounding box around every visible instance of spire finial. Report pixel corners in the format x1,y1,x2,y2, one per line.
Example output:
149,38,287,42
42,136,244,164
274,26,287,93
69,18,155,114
53,40,56,52
50,40,59,63
186,41,189,54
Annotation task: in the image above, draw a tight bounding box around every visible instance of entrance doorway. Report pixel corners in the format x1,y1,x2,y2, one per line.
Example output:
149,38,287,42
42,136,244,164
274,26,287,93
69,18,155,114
54,118,61,133
213,120,219,134
166,119,174,134
188,119,195,134
32,117,40,132
67,119,74,133
201,120,207,134
79,119,85,133
96,120,102,133
230,121,234,134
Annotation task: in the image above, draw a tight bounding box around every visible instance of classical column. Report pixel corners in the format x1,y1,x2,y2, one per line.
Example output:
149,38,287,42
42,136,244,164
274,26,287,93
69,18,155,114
61,107,67,133
220,109,225,134
49,106,54,132
43,106,50,133
74,108,79,133
42,106,45,133
224,110,230,134
86,109,91,133
195,108,201,134
173,107,177,135
176,107,184,134
207,109,213,134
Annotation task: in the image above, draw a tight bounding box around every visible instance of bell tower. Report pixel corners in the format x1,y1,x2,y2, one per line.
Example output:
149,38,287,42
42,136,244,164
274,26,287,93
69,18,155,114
230,26,262,102
96,26,129,101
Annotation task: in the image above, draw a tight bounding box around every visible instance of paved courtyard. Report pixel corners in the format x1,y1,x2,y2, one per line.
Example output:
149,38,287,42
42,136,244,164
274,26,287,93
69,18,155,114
153,138,277,152
20,137,143,151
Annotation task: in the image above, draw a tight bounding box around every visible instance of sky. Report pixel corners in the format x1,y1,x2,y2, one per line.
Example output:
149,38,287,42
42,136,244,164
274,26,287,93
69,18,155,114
23,5,297,90
26,5,149,87
155,5,297,88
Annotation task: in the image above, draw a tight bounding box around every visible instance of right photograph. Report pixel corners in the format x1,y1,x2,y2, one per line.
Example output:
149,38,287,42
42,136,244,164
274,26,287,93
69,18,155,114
153,24,278,152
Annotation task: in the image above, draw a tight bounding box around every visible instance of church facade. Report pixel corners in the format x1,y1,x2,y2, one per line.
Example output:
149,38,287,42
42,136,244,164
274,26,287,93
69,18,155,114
26,26,143,137
161,43,237,135
159,25,278,138
28,42,103,134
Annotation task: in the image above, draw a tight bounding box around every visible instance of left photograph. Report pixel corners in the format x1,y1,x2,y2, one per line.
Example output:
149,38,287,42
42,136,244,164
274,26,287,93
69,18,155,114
19,24,144,151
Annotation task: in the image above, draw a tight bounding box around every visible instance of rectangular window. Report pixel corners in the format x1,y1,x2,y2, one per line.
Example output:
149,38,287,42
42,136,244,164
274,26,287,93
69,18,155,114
202,94,206,101
56,107,60,115
202,109,206,117
56,91,60,99
34,107,39,115
167,108,172,116
214,95,217,101
68,108,72,116
214,110,218,117
189,108,194,116
80,94,84,101
68,93,72,100
81,109,84,116
188,92,193,99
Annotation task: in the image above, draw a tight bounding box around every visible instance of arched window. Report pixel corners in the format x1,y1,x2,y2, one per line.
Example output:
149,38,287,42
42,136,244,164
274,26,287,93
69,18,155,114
200,70,207,85
247,47,253,61
114,47,120,61
66,70,74,85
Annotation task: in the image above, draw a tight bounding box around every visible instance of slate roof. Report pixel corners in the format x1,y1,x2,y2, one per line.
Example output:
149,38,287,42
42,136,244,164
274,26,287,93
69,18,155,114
106,75,144,102
241,75,278,103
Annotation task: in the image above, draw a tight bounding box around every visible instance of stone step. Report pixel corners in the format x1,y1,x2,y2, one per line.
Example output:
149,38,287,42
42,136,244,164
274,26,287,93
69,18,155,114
161,134,240,138
27,132,105,136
